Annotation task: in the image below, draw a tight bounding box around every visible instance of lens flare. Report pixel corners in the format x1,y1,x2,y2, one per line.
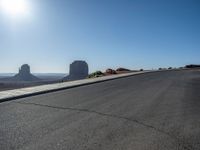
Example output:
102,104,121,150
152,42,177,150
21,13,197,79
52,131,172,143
0,0,29,18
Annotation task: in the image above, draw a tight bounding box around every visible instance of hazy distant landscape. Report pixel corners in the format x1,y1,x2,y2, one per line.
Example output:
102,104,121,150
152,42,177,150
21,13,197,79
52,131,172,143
0,73,66,91
0,61,138,92
1,64,199,92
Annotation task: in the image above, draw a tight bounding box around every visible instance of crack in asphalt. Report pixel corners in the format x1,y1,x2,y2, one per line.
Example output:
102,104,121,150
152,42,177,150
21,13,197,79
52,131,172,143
15,101,194,150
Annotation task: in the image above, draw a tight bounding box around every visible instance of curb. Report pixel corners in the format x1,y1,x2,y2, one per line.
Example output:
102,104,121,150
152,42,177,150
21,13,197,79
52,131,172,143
0,69,187,103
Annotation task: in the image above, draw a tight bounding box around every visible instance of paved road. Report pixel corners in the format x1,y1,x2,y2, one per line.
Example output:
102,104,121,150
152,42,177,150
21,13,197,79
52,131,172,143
0,70,200,150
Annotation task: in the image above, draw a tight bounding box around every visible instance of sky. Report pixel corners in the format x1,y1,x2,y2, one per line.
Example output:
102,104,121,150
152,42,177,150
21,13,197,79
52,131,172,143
0,0,200,73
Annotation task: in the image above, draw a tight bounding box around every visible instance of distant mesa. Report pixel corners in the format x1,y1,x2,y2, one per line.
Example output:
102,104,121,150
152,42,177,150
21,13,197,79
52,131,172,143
116,68,130,72
185,64,200,68
14,64,39,81
63,61,89,81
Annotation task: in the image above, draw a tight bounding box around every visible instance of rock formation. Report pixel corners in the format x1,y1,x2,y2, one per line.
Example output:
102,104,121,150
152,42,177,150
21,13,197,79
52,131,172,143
63,61,89,81
105,68,117,74
185,64,200,68
116,68,131,72
14,64,39,81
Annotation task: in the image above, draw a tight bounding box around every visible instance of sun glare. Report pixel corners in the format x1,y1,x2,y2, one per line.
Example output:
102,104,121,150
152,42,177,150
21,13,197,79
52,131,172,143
0,0,29,18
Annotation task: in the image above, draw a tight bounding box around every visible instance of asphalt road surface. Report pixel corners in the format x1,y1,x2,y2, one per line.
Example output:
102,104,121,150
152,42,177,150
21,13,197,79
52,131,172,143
0,70,200,150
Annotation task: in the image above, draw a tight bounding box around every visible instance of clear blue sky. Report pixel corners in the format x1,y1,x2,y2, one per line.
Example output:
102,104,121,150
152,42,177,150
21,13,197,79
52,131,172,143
0,0,200,73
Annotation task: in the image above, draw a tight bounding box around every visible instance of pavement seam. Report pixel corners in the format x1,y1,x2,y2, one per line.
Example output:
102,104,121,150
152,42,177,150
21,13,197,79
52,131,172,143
15,101,193,150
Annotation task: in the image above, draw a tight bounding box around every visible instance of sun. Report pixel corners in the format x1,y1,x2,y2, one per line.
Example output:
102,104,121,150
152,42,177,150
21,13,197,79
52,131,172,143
0,0,29,18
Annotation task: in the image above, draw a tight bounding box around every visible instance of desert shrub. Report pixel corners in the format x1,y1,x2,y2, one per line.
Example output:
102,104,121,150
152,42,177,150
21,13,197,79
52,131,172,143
88,71,104,78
